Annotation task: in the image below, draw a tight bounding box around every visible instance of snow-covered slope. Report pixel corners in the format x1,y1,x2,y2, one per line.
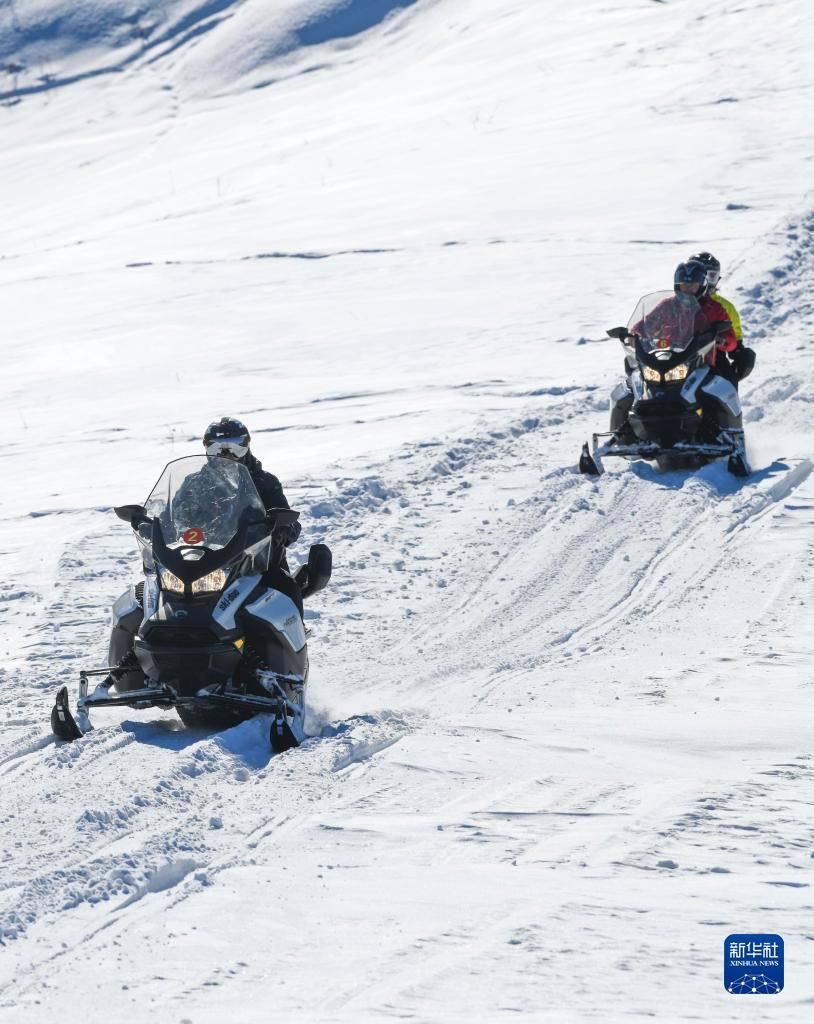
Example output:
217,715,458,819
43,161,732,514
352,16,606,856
1,1,813,1020
0,0,421,101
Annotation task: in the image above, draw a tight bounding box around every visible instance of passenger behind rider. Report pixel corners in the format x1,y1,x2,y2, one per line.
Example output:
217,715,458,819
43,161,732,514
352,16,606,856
687,250,756,386
203,417,304,617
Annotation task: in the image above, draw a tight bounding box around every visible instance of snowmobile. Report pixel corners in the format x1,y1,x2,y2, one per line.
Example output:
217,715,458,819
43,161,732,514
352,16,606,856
579,291,750,477
50,454,332,752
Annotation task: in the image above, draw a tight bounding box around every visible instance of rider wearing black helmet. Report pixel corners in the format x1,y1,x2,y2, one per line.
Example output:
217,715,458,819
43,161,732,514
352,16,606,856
673,259,709,293
203,417,299,538
203,416,303,613
673,260,738,372
688,251,755,384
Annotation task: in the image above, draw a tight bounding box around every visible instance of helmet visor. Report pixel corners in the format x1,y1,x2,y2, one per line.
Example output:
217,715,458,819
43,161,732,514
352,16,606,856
205,439,249,460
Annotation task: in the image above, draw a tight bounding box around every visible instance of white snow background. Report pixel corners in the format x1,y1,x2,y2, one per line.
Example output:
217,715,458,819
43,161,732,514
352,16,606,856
1,0,813,1020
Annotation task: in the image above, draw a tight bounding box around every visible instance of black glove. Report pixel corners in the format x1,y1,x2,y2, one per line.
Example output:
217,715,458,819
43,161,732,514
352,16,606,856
275,520,302,547
731,345,756,381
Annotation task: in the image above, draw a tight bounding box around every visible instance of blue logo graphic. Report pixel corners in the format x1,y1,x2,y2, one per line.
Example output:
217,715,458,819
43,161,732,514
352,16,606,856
724,934,783,994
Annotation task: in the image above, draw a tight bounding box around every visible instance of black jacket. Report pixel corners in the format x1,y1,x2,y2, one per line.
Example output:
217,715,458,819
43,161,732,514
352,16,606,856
244,452,289,510
244,452,302,546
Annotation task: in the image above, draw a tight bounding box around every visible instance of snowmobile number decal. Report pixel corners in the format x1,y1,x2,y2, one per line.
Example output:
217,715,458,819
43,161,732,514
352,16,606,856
183,527,204,544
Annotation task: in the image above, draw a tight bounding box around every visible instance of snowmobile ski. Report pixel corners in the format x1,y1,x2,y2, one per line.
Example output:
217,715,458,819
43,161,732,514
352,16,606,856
51,686,83,742
270,712,302,753
580,432,750,477
728,451,751,477
579,442,603,476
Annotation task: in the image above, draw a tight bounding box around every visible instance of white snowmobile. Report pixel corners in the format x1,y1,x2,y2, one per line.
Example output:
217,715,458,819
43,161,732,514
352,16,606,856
50,455,331,752
579,290,750,476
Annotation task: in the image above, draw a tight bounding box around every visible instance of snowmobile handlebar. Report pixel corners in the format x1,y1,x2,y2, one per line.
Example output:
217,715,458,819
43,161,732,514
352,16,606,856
114,504,149,528
265,508,299,529
113,505,299,530
606,319,729,344
264,508,302,552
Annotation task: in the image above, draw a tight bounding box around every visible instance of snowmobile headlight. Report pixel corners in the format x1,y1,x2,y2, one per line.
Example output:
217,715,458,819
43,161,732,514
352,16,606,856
663,363,689,382
158,566,185,594
191,568,229,595
642,366,661,383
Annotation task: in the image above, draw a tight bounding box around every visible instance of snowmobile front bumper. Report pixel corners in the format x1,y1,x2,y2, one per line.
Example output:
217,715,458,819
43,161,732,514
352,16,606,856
51,668,306,751
579,431,749,476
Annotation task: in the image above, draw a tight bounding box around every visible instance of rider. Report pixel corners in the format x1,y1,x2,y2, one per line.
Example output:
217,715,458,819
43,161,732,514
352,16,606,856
203,417,303,614
688,250,756,383
627,261,736,371
672,260,737,371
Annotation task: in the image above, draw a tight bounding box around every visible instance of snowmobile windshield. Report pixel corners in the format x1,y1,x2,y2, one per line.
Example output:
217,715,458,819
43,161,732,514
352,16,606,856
627,291,709,353
142,455,266,550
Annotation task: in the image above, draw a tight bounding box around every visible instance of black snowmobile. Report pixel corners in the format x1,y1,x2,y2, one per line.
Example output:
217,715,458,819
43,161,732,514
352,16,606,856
50,455,331,752
579,291,750,476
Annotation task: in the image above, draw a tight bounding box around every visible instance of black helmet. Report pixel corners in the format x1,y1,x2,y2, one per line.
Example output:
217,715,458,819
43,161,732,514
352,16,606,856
203,417,251,461
688,250,721,291
674,260,707,292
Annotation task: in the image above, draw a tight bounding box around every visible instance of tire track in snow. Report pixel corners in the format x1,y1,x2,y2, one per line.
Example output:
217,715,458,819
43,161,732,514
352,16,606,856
401,455,814,693
0,709,413,964
378,464,695,689
613,753,814,883
538,458,814,665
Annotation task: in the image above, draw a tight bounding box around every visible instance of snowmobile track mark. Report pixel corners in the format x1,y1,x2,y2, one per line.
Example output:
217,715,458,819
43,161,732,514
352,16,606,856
0,734,54,776
724,457,812,534
544,459,813,663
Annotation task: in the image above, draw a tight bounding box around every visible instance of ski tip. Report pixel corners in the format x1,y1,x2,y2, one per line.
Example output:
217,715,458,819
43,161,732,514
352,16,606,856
51,686,83,742
579,442,603,476
727,452,751,477
269,714,302,754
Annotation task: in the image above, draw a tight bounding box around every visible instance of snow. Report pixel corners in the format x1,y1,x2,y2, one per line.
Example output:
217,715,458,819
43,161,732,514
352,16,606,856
1,0,813,1019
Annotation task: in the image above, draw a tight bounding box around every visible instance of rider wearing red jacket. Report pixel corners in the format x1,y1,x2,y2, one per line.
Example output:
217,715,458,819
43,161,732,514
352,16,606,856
674,260,737,368
629,261,737,370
